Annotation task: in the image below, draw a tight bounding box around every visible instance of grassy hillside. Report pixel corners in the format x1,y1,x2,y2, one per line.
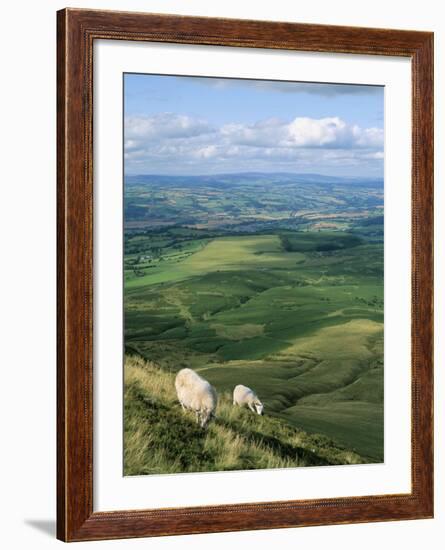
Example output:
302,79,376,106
124,355,364,475
125,232,383,461
123,175,384,470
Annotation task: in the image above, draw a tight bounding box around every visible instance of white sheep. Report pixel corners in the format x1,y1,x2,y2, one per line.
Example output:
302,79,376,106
233,384,264,415
175,368,217,428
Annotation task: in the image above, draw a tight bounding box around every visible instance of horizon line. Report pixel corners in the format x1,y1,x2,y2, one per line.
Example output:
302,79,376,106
124,171,384,180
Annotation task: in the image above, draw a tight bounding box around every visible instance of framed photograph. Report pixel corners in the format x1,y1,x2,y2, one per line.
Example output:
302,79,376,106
57,8,434,542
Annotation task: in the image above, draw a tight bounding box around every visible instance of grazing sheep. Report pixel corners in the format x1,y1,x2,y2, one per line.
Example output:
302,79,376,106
175,368,217,428
233,384,264,415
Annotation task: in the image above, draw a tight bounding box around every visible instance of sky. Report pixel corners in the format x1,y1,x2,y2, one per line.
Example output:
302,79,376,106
124,73,384,177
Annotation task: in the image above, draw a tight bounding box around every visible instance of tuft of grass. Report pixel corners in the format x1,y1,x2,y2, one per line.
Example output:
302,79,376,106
124,355,364,476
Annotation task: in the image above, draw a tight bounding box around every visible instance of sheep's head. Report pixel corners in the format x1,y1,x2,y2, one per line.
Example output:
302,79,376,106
200,416,208,428
200,410,215,428
254,401,264,415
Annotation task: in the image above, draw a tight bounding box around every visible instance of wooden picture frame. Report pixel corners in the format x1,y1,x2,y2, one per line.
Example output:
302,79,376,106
57,8,434,542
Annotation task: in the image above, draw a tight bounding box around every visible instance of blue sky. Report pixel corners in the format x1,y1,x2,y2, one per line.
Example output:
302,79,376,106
124,74,384,177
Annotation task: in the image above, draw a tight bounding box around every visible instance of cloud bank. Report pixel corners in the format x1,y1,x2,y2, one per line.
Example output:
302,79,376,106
185,77,383,97
124,113,383,175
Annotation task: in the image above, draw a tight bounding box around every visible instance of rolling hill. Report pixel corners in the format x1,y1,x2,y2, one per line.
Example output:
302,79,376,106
124,355,365,475
123,173,384,473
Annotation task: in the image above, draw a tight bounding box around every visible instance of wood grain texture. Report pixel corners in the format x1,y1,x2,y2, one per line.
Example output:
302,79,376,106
57,8,434,542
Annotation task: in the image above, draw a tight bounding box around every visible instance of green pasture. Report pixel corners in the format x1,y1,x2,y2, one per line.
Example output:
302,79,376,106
124,230,384,464
125,234,306,288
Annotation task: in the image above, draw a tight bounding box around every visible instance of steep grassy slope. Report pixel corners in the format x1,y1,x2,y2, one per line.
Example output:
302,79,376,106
124,355,364,476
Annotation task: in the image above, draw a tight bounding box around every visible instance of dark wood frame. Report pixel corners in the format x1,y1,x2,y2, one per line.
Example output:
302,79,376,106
57,8,434,542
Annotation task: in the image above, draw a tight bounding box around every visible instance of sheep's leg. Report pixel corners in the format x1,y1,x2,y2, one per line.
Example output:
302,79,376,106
248,402,256,414
195,411,201,424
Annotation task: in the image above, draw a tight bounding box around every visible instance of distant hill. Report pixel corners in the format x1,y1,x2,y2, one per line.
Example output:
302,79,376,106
125,172,383,188
124,172,383,231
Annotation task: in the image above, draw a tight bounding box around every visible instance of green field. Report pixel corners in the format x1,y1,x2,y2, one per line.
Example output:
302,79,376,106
124,173,384,473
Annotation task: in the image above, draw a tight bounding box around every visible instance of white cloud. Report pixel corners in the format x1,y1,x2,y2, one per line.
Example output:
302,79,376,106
125,113,214,141
355,127,384,148
218,116,382,150
287,117,352,147
192,145,218,159
124,112,383,175
363,151,384,160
